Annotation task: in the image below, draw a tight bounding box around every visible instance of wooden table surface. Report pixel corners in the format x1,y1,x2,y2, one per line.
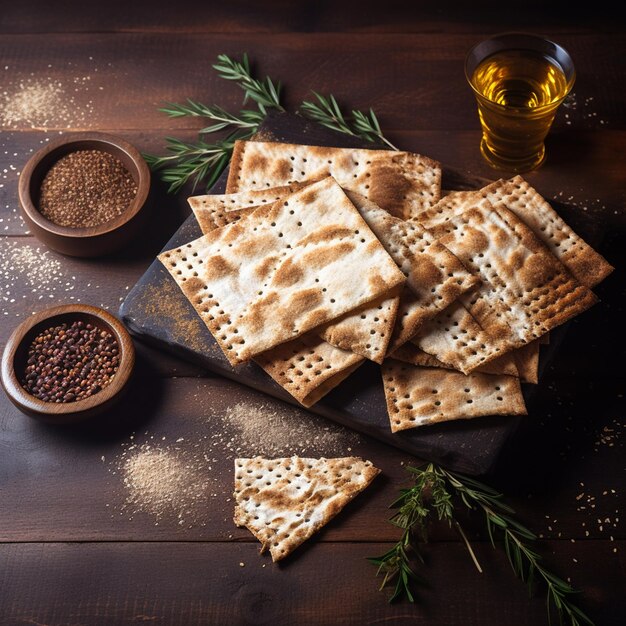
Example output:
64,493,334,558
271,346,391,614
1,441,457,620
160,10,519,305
1,3,624,625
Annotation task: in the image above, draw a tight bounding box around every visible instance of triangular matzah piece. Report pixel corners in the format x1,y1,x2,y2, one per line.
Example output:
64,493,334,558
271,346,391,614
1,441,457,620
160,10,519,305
478,176,614,288
381,359,527,432
234,456,380,561
254,333,365,407
159,177,406,366
392,341,519,377
226,140,442,219
415,192,598,355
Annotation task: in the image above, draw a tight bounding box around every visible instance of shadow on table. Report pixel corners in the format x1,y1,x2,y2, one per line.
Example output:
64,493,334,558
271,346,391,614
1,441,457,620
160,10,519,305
491,242,625,496
38,346,164,445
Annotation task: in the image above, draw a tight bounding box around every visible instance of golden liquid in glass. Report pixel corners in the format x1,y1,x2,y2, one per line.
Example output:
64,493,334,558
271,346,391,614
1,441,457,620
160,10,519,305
471,50,570,171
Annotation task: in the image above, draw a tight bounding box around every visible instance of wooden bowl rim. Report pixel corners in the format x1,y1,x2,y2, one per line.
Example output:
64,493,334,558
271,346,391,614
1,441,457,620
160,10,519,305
1,304,135,418
18,131,151,239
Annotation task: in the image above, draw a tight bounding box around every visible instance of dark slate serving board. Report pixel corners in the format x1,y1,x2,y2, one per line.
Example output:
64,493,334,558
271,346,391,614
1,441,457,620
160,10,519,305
120,112,563,476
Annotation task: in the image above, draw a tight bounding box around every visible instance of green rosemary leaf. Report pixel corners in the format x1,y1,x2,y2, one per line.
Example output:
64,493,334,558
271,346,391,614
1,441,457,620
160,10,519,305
485,513,497,548
213,53,284,114
158,100,263,134
567,603,595,626
145,132,249,194
300,92,355,136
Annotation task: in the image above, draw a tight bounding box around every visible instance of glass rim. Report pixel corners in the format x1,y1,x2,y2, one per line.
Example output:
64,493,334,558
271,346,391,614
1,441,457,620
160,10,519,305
464,32,576,112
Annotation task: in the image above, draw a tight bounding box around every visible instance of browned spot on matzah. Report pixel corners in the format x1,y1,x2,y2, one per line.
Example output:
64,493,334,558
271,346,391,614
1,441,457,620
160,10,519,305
478,176,613,288
299,229,357,250
272,257,305,288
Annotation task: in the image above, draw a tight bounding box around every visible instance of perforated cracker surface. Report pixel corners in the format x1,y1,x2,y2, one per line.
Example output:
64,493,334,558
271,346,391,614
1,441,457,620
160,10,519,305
480,176,613,288
233,456,380,561
159,177,406,366
319,292,399,364
381,359,527,432
254,332,365,407
415,192,598,355
226,140,442,219
344,191,481,352
189,183,401,364
188,182,310,234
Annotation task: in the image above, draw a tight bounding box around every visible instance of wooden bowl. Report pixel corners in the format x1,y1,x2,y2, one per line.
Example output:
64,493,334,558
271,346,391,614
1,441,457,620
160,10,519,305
1,304,135,423
18,132,151,257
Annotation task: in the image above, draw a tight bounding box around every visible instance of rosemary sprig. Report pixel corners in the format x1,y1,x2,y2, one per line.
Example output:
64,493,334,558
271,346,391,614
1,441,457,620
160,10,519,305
300,92,355,136
439,468,594,626
212,53,284,115
371,464,594,626
146,53,285,193
300,92,398,150
367,463,450,602
158,100,264,133
147,55,397,193
143,134,246,194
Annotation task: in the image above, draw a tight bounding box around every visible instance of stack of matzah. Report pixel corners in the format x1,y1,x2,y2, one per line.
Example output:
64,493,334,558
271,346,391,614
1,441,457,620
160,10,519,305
160,141,613,433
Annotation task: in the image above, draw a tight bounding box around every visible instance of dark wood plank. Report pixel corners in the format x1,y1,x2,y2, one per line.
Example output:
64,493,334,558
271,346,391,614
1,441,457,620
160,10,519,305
0,33,624,132
0,9,623,625
0,373,413,542
0,1,623,34
1,373,623,542
0,541,623,625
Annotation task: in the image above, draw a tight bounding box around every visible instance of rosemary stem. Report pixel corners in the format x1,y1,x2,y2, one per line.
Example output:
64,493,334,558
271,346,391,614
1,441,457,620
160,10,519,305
454,521,483,573
380,135,400,151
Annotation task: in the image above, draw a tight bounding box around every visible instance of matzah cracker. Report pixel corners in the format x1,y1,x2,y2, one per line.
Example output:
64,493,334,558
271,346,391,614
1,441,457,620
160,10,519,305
159,177,406,366
381,359,527,432
392,341,519,377
234,456,380,561
479,176,614,287
189,182,310,234
254,333,365,407
189,182,467,363
226,140,442,219
415,192,598,354
189,182,401,364
344,191,481,351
